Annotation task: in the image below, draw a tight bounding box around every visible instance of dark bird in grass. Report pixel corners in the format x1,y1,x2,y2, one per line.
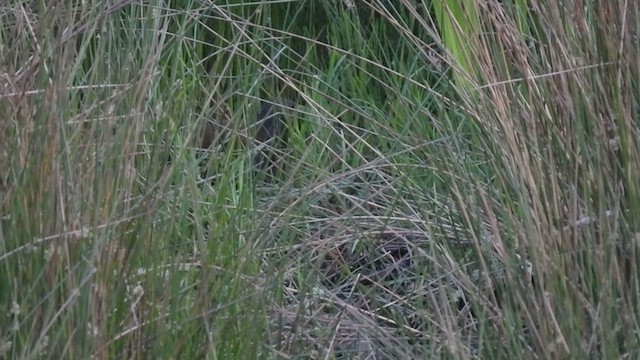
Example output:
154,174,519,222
199,98,295,178
252,99,295,172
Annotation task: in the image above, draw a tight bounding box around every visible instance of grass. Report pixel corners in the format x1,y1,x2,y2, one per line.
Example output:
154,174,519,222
1,0,639,359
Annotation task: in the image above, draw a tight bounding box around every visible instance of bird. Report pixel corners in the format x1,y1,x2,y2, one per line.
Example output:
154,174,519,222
199,98,295,178
252,99,295,172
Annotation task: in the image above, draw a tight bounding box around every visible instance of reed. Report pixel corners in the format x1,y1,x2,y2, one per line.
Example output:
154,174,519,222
1,0,637,358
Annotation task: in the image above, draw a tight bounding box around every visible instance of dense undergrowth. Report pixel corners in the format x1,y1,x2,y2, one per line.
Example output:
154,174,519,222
1,0,638,359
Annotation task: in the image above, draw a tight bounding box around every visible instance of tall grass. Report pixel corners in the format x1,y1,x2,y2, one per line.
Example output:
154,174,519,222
1,0,638,359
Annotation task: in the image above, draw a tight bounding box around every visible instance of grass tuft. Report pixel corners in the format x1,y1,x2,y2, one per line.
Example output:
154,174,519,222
1,0,638,358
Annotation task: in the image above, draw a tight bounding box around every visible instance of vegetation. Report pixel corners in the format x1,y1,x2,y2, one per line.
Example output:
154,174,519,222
1,0,638,358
